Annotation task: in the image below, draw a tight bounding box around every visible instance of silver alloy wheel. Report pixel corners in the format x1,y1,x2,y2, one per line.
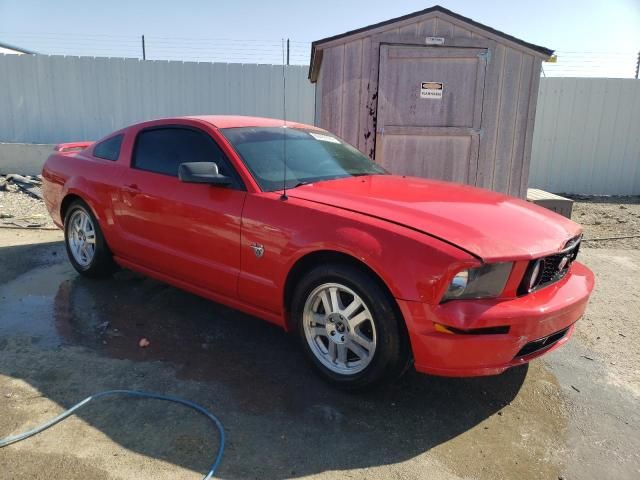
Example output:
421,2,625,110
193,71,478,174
68,209,97,267
302,282,378,375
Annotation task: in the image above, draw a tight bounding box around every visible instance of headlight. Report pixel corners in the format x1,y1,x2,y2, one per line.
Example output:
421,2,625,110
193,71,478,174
442,262,513,301
446,270,469,298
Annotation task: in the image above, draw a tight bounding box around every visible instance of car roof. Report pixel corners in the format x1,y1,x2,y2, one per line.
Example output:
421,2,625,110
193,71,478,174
182,115,321,130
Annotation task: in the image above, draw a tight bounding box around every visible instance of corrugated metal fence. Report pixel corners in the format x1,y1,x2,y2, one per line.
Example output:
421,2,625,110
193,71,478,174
1,55,638,195
0,54,315,144
530,78,640,195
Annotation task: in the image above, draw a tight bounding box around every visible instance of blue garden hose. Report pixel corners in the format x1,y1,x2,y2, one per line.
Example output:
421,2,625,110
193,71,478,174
0,389,225,480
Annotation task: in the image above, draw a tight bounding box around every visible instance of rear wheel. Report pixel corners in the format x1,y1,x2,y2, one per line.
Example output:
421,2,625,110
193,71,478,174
64,200,116,278
292,263,411,390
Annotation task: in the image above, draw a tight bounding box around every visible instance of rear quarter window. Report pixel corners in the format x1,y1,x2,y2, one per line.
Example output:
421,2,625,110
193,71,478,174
93,134,124,161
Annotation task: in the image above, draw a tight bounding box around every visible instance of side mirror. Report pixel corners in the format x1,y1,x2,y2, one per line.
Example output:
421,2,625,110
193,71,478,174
178,162,232,186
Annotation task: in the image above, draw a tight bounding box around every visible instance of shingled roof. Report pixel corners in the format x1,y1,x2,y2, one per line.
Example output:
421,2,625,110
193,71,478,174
309,5,552,80
0,41,36,55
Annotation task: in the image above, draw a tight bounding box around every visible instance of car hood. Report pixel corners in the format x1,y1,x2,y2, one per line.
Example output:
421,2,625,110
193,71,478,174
288,175,582,262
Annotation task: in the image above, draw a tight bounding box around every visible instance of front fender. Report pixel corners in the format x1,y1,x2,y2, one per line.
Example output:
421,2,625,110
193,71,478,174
238,193,476,319
282,220,476,303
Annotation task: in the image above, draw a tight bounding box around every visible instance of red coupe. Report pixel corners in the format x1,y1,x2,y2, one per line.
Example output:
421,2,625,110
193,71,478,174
42,116,594,389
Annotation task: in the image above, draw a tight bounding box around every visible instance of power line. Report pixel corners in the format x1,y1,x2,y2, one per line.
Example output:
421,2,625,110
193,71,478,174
0,31,634,75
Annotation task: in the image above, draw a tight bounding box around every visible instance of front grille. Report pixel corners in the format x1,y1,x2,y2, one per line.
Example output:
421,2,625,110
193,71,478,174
519,236,581,294
515,326,569,358
538,252,571,285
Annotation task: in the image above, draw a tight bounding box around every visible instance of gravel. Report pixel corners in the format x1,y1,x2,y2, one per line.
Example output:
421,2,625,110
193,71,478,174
0,176,56,229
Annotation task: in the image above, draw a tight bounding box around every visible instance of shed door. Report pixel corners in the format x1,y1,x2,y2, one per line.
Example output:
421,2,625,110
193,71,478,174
375,45,487,184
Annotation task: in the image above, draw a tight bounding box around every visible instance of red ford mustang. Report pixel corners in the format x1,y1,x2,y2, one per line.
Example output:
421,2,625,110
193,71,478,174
42,116,594,389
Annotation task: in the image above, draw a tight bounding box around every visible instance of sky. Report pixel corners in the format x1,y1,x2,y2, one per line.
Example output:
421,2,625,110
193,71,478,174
1,0,639,76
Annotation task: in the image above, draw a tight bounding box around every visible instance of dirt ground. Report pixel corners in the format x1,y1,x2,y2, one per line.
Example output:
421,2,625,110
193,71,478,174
572,196,640,250
0,202,639,479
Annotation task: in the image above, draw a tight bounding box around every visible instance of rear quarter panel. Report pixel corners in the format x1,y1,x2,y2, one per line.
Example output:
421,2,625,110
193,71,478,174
41,153,70,227
42,147,126,247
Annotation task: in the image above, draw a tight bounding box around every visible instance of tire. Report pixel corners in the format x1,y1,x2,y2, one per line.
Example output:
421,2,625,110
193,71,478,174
292,263,411,390
64,200,117,278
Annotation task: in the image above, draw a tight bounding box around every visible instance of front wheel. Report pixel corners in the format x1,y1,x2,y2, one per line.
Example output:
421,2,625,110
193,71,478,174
292,263,411,390
64,200,117,278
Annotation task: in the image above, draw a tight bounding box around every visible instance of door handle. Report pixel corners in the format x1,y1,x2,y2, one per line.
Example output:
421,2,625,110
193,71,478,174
122,183,141,195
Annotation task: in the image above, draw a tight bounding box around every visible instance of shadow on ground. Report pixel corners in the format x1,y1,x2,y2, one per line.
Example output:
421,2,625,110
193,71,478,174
0,240,528,479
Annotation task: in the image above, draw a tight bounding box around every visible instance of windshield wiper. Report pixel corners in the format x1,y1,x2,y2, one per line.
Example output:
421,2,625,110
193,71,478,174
351,171,386,177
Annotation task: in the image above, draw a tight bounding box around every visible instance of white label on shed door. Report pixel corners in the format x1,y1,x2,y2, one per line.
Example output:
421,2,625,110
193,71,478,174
425,36,445,45
420,82,443,99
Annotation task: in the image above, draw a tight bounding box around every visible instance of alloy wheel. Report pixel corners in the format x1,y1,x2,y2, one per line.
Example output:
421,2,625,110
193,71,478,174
302,282,378,375
68,209,97,267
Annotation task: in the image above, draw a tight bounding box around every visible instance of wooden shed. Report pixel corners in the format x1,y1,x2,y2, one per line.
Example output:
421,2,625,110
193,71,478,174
309,5,552,197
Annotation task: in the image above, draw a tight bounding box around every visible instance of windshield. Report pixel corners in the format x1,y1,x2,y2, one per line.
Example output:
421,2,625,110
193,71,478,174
221,127,386,191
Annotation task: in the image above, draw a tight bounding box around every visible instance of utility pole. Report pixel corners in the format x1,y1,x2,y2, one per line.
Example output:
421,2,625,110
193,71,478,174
141,35,146,60
286,38,290,65
635,50,639,79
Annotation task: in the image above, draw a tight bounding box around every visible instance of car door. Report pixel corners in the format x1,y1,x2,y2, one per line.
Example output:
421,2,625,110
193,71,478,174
113,125,246,299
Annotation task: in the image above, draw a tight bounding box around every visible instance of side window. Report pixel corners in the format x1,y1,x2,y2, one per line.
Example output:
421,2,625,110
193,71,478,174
93,134,124,161
133,127,234,179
